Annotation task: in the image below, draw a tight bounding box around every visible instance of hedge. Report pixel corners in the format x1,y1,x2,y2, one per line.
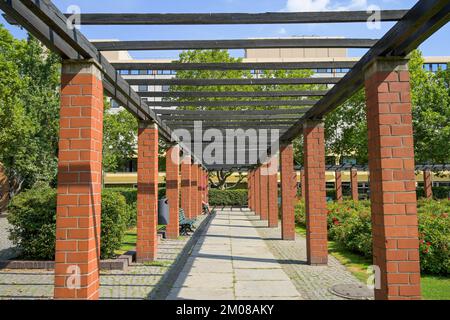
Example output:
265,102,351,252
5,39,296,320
208,189,248,206
7,186,129,260
417,187,450,200
294,199,450,275
105,187,166,228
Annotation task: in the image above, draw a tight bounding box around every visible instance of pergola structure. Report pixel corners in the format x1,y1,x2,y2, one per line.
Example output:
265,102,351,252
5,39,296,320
1,0,448,300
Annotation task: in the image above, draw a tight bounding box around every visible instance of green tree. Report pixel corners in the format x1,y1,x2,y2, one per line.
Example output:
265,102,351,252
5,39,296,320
0,25,60,196
102,102,138,172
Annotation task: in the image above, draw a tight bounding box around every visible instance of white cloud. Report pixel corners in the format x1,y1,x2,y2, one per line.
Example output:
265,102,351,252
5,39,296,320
285,0,370,12
285,0,330,12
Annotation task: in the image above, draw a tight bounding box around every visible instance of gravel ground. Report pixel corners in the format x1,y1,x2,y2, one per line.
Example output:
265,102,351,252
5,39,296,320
0,213,19,260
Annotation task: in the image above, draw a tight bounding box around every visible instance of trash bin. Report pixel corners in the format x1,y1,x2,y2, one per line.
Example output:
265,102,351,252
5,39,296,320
158,198,170,225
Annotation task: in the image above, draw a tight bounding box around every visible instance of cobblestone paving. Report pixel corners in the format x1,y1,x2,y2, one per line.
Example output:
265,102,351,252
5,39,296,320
0,215,206,300
251,215,368,300
0,214,19,261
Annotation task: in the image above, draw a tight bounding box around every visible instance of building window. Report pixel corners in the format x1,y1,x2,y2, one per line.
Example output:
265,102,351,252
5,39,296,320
130,70,139,75
138,70,148,75
138,85,148,92
119,70,129,75
162,85,170,92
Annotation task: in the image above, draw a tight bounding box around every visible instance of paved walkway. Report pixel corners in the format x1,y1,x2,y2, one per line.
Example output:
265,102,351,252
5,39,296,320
167,208,302,300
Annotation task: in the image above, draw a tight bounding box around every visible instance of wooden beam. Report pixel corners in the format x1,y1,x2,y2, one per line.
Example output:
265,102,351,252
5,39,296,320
112,61,356,71
13,10,407,25
160,114,302,121
127,77,340,86
93,38,377,51
138,90,329,98
145,100,317,107
155,108,311,116
280,0,450,143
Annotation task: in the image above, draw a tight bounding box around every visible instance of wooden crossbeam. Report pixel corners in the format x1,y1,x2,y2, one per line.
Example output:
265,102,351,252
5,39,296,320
10,10,406,25
94,38,377,51
127,77,340,86
113,62,356,71
145,100,317,107
139,90,328,98
154,109,311,115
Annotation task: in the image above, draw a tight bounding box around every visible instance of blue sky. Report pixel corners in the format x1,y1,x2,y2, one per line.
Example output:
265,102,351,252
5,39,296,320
1,0,448,59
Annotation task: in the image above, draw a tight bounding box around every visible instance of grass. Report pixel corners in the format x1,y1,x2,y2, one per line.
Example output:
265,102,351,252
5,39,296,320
114,228,137,256
295,225,450,300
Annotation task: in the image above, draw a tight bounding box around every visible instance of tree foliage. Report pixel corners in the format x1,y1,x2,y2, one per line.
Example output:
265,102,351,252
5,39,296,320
0,25,60,196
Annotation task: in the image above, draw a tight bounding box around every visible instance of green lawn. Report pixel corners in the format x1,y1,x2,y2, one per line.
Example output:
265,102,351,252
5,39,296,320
115,228,137,256
295,226,450,300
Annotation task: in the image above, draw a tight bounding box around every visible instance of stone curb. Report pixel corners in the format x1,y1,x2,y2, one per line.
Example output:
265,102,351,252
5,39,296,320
0,251,136,271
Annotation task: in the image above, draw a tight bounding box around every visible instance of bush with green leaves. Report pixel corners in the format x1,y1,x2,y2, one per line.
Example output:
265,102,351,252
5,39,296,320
7,186,129,260
294,199,450,275
208,189,248,206
105,187,166,228
7,185,57,260
417,200,450,275
417,187,450,200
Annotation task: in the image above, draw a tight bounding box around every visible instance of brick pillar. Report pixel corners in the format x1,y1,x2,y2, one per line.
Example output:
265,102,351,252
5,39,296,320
205,170,209,204
54,60,104,300
335,170,343,203
365,57,421,300
423,170,433,199
300,169,306,200
259,163,269,221
248,170,252,210
267,156,279,228
198,166,203,214
191,163,199,217
136,121,159,263
280,144,295,240
166,145,180,239
303,120,328,266
255,167,261,216
181,156,192,219
351,168,359,201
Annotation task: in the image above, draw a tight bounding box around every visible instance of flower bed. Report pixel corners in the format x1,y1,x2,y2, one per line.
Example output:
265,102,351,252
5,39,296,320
294,199,450,275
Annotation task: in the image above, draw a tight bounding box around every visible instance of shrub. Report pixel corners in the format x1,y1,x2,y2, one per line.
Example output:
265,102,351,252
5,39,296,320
100,189,127,259
417,200,450,275
209,189,248,206
7,186,57,260
106,187,166,228
417,187,450,200
8,186,129,260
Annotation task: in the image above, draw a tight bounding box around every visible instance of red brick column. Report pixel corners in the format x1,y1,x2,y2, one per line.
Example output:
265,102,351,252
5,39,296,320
180,156,192,219
191,163,199,217
205,170,209,204
255,167,261,216
303,120,328,265
166,145,180,239
267,156,279,228
335,170,343,203
247,170,252,210
136,121,159,263
280,144,295,240
300,169,306,200
54,61,104,300
198,166,203,214
423,170,433,199
351,168,359,201
365,57,421,300
259,163,269,221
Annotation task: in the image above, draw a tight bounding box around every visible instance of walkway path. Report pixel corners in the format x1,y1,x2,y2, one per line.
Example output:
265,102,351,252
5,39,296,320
167,208,302,300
